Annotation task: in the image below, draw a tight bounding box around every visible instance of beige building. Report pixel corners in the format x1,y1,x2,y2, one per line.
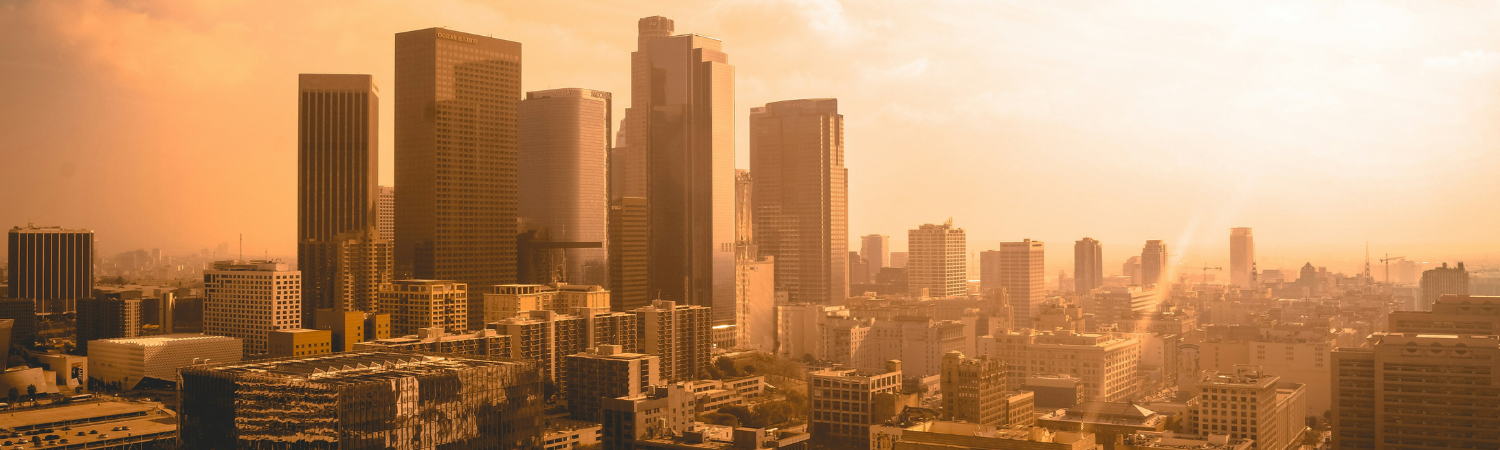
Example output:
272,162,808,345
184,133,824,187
863,235,891,280
313,309,391,352
1140,241,1167,288
1189,324,1343,415
738,256,776,351
1187,366,1306,450
1332,333,1500,450
909,221,967,298
1388,293,1500,334
874,420,1096,450
377,185,394,242
1229,228,1254,288
750,98,848,305
393,27,521,312
378,280,467,335
982,330,1140,403
353,327,509,357
630,299,713,382
1118,432,1251,450
267,328,332,357
810,361,908,449
940,352,1010,426
564,344,660,422
862,316,966,378
204,260,302,355
998,240,1045,329
518,88,611,286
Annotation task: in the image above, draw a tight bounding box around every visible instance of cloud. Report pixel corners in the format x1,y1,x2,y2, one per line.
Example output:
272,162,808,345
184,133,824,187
1422,50,1500,73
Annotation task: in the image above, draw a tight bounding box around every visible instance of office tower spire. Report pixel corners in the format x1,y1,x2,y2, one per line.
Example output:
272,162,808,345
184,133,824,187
518,88,612,286
1229,227,1254,288
625,16,736,321
297,74,384,323
1073,237,1103,294
750,98,847,304
394,28,521,327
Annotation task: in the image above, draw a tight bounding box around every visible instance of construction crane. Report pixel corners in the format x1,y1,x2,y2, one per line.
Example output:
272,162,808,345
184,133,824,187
1199,263,1222,290
1380,254,1406,284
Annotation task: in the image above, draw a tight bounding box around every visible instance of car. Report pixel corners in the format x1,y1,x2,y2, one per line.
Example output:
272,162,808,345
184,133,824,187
97,434,108,439
118,426,130,431
57,439,68,444
74,432,84,436
88,430,97,435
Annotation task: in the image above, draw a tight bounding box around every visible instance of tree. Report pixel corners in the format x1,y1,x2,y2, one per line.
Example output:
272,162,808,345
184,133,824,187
718,405,756,427
6,388,17,405
702,412,741,428
752,401,798,428
25,385,36,406
716,358,740,378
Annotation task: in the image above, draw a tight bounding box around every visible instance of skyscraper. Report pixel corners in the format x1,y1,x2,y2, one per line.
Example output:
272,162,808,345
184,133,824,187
297,74,382,324
1073,238,1103,294
908,220,966,298
394,28,521,325
750,98,847,304
1229,227,1254,288
1420,262,1469,310
518,88,611,286
377,186,394,242
624,16,736,320
1140,240,1168,288
1123,256,1141,285
979,250,1002,292
7,225,93,314
999,240,1044,329
861,234,890,280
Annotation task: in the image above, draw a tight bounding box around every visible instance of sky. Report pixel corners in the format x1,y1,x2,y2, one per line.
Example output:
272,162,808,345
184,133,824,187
3,0,1500,278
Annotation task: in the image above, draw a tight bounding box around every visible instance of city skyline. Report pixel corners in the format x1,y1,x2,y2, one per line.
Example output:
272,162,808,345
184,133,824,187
5,1,1500,275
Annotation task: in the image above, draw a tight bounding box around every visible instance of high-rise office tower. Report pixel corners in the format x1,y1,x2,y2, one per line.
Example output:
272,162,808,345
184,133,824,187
861,234,890,280
203,260,301,355
750,98,847,304
565,345,661,423
377,186,394,242
394,28,521,327
629,300,713,382
297,74,382,325
1229,228,1254,288
1140,240,1168,288
908,220,967,298
518,88,611,286
7,225,93,314
999,240,1045,329
735,170,775,349
75,293,141,355
624,16,736,321
1420,262,1469,310
608,197,649,311
1073,238,1103,294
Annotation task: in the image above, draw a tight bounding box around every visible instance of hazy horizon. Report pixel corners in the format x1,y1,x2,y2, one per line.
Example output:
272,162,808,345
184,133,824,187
5,0,1500,277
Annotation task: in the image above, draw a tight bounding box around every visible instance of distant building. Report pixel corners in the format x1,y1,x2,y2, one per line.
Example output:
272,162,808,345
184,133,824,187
1140,241,1167,288
1333,333,1500,450
88,333,241,390
1118,432,1251,450
1186,366,1306,450
0,299,34,345
873,419,1097,450
354,327,510,357
1229,228,1254,288
608,197,649,311
1419,262,1469,310
908,221,967,298
76,293,141,355
204,260,301,355
863,317,966,378
983,330,1140,403
809,361,908,449
378,185,395,242
890,252,909,269
1021,375,1084,410
378,279,467,336
863,235,892,280
738,256,776,352
7,225,93,314
180,352,541,448
940,352,1014,426
1123,257,1141,286
564,344,659,422
998,240,1045,329
1389,294,1500,334
1075,238,1104,294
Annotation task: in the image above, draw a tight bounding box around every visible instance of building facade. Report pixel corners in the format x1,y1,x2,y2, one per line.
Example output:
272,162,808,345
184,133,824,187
7,225,93,314
1186,367,1306,450
204,260,302,355
394,27,521,297
76,294,141,355
908,221,966,298
378,280,467,336
862,235,891,282
1229,228,1254,288
518,88,612,287
631,300,713,382
999,240,1045,330
564,345,660,422
1140,240,1167,288
750,98,847,305
1075,238,1103,295
297,73,382,326
378,185,395,242
984,330,1140,403
1419,262,1468,311
89,334,242,390
1332,333,1500,450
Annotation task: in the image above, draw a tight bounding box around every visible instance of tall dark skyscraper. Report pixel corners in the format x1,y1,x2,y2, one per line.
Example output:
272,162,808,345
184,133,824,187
1141,239,1168,288
395,28,521,326
622,16,736,320
1073,237,1103,294
7,225,93,314
517,88,611,286
297,74,381,324
749,98,846,304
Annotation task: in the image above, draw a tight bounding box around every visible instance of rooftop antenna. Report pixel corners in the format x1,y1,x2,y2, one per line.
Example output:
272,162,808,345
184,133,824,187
239,234,243,261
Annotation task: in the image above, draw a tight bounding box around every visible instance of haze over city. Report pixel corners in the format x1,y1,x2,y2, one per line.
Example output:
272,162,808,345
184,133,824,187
5,0,1500,277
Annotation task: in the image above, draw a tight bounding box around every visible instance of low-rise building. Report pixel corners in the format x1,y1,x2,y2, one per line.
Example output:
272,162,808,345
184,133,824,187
1036,402,1165,450
88,333,242,390
544,418,602,450
809,361,909,449
1117,432,1251,450
352,327,509,357
565,345,660,422
266,328,331,357
1185,366,1305,450
983,330,1140,403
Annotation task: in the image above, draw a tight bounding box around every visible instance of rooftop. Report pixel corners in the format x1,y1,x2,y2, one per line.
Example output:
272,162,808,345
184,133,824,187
184,352,526,386
93,333,240,347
